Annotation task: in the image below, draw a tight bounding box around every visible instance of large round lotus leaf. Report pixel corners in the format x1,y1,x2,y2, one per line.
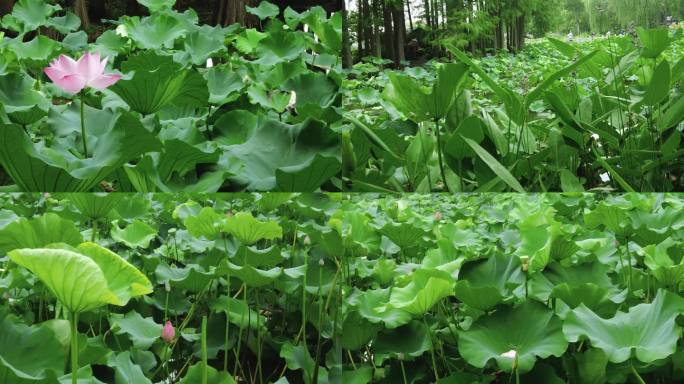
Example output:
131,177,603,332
0,310,66,381
0,212,83,254
389,268,454,315
458,300,568,373
183,206,225,240
8,0,61,33
109,311,162,350
111,220,158,249
222,212,282,245
106,351,152,384
11,35,59,62
563,289,684,363
0,112,162,192
378,221,429,249
64,193,124,220
128,13,186,49
234,245,284,268
9,242,152,313
0,73,49,122
183,25,227,66
348,288,412,329
246,1,279,20
155,263,214,293
453,252,523,311
255,28,306,65
635,238,684,287
137,0,176,12
340,310,383,350
279,341,329,384
180,362,236,384
373,320,432,365
110,53,208,115
209,295,265,330
224,117,340,191
220,262,282,287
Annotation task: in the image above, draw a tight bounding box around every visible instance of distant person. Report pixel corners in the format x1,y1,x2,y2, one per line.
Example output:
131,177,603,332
567,32,574,42
591,32,596,41
407,39,419,60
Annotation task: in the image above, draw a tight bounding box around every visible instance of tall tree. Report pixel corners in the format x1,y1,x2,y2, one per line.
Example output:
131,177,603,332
74,0,89,30
342,0,353,68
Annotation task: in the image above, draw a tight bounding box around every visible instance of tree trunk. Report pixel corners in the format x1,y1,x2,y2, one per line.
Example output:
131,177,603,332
392,0,405,65
357,0,366,59
342,0,353,68
406,0,413,31
424,0,431,27
74,0,89,30
382,0,395,61
371,0,381,58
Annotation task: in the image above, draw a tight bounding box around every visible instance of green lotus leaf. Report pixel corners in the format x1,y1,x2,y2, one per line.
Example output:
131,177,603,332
110,52,208,115
64,193,124,220
634,238,684,287
373,320,432,365
279,341,328,384
453,252,523,311
205,66,243,105
378,221,429,249
562,289,684,363
389,268,454,316
0,73,49,125
183,206,225,240
180,362,236,384
255,193,296,211
0,309,66,381
111,220,158,249
209,295,266,330
223,212,282,245
458,300,568,373
0,112,162,191
7,0,61,33
0,213,83,254
349,288,412,329
234,245,284,268
234,28,266,54
10,35,59,62
223,116,339,191
155,263,214,293
109,311,162,350
219,262,282,287
8,242,153,313
340,310,383,350
137,0,177,12
246,1,279,20
128,13,186,49
183,25,227,66
302,8,342,53
106,351,152,384
46,11,80,34
255,28,306,65
282,72,339,109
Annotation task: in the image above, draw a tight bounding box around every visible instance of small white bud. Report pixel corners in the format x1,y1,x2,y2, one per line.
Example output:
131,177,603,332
600,172,611,183
501,349,517,359
318,259,325,267
206,58,214,68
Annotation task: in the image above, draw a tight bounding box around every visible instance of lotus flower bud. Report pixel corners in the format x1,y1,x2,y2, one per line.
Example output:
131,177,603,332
397,352,405,361
303,236,311,245
161,321,175,343
318,259,325,267
435,211,443,221
520,256,529,272
165,281,171,293
206,58,214,68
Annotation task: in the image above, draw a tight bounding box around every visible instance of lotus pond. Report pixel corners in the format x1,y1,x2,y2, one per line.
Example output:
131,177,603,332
342,31,684,193
1,192,683,383
0,0,342,192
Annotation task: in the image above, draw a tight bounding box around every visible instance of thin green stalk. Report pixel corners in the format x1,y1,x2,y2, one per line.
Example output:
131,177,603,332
423,315,439,380
91,219,97,242
631,363,646,384
256,289,263,384
400,359,408,384
201,315,208,384
80,91,88,157
70,312,79,384
232,283,247,377
434,118,449,192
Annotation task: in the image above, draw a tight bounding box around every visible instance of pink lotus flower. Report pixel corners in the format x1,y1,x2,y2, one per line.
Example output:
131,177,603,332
44,53,121,94
161,320,175,343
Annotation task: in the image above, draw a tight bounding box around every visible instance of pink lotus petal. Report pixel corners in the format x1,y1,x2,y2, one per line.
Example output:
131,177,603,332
77,52,104,84
55,74,87,94
44,66,68,84
54,55,79,74
89,74,121,90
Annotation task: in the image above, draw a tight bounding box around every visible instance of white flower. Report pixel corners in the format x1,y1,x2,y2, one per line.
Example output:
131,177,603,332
501,350,517,359
206,58,214,68
115,24,128,37
287,91,297,111
600,172,611,183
